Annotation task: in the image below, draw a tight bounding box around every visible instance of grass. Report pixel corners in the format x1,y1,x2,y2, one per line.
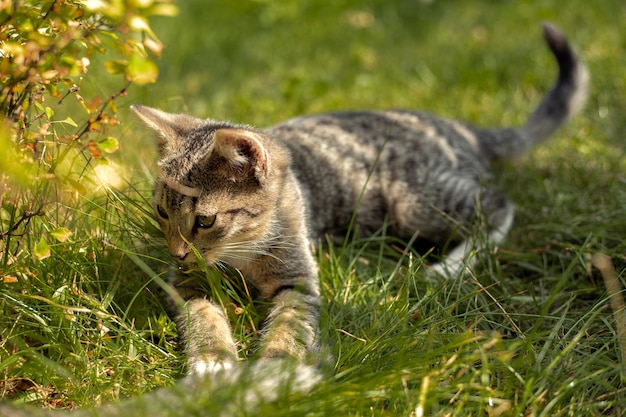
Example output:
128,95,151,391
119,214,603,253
1,0,626,415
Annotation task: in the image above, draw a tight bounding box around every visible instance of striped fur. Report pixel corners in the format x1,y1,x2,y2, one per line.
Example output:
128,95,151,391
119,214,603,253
132,24,587,377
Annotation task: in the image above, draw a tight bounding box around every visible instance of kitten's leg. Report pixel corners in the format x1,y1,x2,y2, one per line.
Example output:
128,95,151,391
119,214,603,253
430,191,515,277
253,283,321,393
257,281,320,362
166,267,238,375
176,298,238,375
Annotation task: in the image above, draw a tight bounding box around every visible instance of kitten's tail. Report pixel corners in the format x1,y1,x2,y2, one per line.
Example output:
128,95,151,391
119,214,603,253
482,23,589,160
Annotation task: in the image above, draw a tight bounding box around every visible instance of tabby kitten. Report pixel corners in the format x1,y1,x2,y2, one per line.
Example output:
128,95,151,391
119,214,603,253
132,24,587,375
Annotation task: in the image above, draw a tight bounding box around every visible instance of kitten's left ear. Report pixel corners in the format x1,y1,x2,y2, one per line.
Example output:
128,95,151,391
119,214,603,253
131,105,202,155
213,128,268,184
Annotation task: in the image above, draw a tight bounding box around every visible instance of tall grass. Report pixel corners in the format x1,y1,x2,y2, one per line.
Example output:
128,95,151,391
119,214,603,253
1,0,625,415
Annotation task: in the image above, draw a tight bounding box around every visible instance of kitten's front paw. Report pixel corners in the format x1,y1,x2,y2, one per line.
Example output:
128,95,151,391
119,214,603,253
189,359,236,376
251,360,323,394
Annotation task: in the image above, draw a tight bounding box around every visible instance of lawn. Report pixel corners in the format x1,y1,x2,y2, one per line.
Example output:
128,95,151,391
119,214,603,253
1,0,625,415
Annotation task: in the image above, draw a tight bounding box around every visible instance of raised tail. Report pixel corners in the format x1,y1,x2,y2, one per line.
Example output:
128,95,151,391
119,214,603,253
481,23,589,160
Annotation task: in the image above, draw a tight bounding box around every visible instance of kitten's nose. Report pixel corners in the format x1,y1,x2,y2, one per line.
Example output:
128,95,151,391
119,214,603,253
172,251,189,262
169,241,190,262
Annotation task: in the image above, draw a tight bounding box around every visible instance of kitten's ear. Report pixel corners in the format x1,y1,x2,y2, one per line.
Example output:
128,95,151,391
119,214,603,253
213,128,268,183
131,105,202,155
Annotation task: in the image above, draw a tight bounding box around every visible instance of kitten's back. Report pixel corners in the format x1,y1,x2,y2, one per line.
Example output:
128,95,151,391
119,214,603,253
268,23,587,244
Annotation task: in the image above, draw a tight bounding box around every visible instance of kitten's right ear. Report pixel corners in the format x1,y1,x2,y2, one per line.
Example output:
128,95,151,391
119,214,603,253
131,105,202,155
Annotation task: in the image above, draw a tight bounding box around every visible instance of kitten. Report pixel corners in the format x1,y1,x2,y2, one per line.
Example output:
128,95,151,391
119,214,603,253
131,24,587,375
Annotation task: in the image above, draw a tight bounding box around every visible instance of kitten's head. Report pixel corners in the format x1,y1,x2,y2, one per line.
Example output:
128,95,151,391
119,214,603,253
131,105,289,267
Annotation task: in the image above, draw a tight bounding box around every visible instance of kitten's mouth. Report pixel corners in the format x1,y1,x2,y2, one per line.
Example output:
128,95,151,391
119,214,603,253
175,259,214,274
171,256,194,273
173,251,219,269
174,256,194,265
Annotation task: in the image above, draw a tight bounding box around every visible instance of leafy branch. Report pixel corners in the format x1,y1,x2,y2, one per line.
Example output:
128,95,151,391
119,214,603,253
0,0,177,239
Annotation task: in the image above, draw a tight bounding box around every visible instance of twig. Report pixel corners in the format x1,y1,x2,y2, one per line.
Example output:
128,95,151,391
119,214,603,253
0,208,45,241
75,82,130,142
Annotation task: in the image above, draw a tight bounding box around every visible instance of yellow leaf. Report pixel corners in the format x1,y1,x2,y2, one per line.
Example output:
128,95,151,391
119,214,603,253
105,60,128,75
50,227,72,243
127,55,158,85
34,238,51,261
97,137,119,153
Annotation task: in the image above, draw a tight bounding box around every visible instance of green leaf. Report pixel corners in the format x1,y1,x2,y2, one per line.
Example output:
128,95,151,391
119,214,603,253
149,4,179,17
97,137,119,153
50,227,73,243
33,237,51,261
54,116,78,127
45,107,54,119
105,60,128,75
126,55,158,85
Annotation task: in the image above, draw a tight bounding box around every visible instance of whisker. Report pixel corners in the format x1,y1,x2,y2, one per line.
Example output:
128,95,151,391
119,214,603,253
211,233,303,265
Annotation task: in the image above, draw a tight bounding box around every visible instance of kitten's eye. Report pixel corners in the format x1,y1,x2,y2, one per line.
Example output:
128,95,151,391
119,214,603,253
195,214,217,229
156,204,169,220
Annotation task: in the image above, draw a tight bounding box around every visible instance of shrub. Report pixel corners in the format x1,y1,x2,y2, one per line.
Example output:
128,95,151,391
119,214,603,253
0,2,178,405
0,0,176,254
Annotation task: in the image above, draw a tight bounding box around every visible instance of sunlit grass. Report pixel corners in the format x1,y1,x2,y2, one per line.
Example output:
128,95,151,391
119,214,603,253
1,0,625,415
